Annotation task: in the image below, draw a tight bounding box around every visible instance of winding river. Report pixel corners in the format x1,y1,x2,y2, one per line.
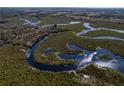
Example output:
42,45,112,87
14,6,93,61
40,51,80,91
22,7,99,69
26,21,124,73
76,23,124,42
26,36,78,72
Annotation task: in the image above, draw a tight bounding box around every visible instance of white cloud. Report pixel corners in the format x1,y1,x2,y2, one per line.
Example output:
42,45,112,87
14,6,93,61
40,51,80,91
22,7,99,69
0,0,124,7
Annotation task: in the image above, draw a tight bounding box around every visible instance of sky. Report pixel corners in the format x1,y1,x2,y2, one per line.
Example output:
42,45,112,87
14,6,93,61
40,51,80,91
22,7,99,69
0,0,124,8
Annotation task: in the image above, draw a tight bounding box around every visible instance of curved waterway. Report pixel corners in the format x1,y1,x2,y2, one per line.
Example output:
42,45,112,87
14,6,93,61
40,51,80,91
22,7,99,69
58,43,124,73
26,21,124,73
26,36,78,72
76,23,124,42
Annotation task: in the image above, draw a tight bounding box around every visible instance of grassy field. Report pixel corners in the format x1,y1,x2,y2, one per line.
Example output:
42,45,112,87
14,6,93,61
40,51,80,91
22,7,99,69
91,22,124,30
0,18,23,36
40,14,75,25
82,29,124,39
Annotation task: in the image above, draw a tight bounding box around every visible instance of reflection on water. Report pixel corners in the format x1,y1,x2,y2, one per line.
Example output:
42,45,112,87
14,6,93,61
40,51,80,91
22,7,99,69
58,43,124,73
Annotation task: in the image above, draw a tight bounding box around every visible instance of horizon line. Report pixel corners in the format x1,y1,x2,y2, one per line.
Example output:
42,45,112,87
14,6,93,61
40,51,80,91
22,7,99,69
0,7,124,9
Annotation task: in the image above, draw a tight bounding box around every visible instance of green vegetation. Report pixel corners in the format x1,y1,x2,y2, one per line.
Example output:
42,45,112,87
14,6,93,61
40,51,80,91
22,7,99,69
59,23,84,33
96,54,112,60
77,38,124,58
67,50,84,55
0,44,124,85
0,44,81,85
40,15,75,25
77,64,124,85
34,22,124,66
1,44,123,85
0,28,8,33
1,9,124,86
0,18,23,30
34,23,84,65
91,22,124,30
82,29,124,39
